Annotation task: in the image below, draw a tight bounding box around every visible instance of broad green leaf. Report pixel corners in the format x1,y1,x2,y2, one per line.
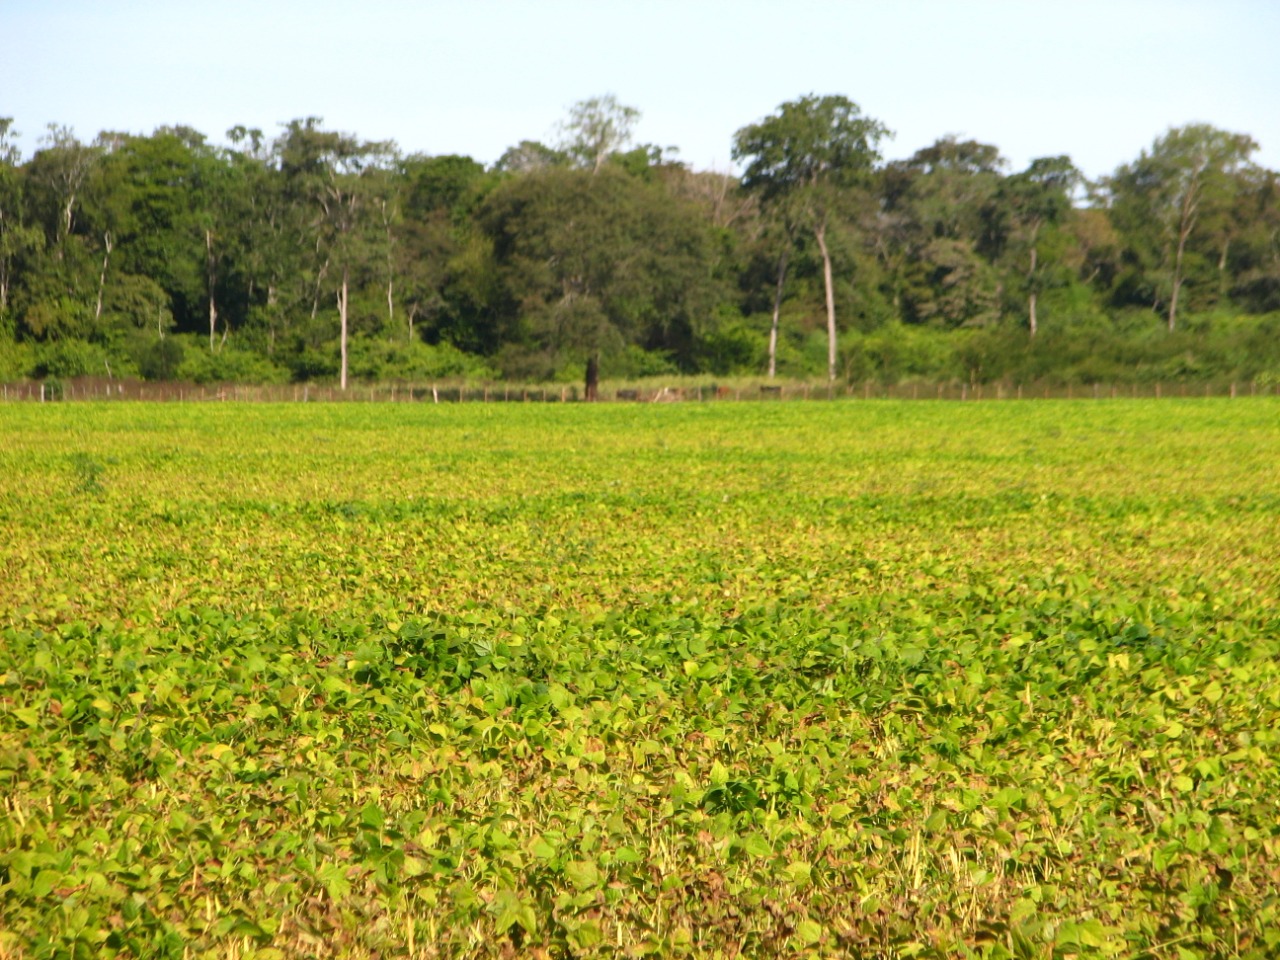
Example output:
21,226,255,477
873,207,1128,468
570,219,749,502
564,859,601,890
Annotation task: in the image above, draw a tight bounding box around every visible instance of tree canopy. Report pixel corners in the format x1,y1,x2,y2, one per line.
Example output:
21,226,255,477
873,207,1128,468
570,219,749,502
1,102,1277,388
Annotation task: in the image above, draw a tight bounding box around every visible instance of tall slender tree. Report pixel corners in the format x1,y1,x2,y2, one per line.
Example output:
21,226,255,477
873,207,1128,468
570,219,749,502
558,95,640,175
733,95,889,381
276,119,395,389
995,156,1080,337
0,120,42,321
1108,124,1256,330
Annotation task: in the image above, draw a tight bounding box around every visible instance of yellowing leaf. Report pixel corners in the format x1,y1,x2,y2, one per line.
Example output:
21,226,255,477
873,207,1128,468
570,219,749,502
402,856,430,878
564,859,601,890
795,919,823,945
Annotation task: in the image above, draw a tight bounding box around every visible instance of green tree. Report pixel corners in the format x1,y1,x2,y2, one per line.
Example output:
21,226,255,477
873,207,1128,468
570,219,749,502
225,125,301,357
0,119,43,324
19,127,103,344
558,95,640,175
874,138,1007,330
493,140,567,175
395,154,494,345
1226,163,1280,312
478,165,722,377
26,125,99,248
276,118,396,389
1107,124,1257,330
733,95,890,381
992,156,1081,337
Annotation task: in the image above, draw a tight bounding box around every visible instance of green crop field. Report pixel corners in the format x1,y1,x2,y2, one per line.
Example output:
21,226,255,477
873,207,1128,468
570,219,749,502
1,399,1278,960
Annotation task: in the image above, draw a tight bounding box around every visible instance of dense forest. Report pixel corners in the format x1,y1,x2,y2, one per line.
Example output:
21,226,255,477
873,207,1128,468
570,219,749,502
1,95,1278,388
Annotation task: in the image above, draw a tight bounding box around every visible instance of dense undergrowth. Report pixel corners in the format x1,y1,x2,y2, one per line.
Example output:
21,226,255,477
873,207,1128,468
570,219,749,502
1,400,1278,958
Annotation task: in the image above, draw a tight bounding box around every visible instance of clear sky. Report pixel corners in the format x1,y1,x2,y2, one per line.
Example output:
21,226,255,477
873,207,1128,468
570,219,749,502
3,0,1277,180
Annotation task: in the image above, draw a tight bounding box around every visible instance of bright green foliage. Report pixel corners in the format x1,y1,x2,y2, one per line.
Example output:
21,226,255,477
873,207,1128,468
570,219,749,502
3,113,1280,384
1106,125,1259,330
478,165,723,377
1,400,1279,958
734,95,891,381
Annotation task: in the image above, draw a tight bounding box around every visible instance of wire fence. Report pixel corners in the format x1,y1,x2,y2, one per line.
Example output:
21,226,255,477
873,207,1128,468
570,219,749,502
1,376,1276,404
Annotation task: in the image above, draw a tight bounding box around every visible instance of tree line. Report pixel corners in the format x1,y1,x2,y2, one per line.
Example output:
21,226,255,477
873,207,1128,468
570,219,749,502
1,95,1278,389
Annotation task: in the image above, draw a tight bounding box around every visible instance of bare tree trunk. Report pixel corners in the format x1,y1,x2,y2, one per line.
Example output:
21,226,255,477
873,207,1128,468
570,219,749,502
311,255,330,320
768,249,788,379
1168,169,1203,332
206,229,219,351
585,353,599,401
266,283,277,355
94,232,113,322
1027,243,1038,338
338,266,349,391
62,196,75,244
382,197,396,327
1218,238,1231,299
814,220,838,382
1168,231,1188,332
0,211,10,313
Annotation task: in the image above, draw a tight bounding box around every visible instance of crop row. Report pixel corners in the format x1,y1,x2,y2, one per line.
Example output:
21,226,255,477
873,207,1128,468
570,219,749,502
1,400,1278,958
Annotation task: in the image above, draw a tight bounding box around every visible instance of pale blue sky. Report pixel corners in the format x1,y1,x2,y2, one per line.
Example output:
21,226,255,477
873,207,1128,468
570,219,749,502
2,0,1277,179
